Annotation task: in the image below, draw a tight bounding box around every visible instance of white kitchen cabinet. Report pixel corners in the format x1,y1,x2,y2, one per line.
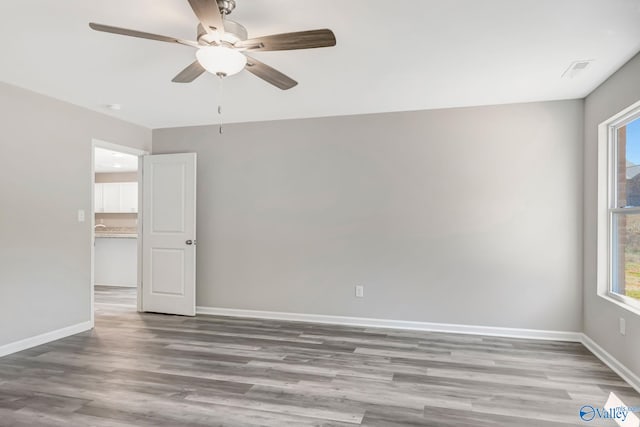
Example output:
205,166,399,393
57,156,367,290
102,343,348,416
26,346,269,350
95,183,104,213
94,182,138,213
102,183,121,212
119,182,138,213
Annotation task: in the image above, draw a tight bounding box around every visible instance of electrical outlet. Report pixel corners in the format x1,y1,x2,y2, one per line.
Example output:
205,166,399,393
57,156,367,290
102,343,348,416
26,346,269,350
355,285,364,298
619,317,626,336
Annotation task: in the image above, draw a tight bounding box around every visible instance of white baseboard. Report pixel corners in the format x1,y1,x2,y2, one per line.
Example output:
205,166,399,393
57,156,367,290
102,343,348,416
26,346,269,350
0,321,93,358
581,334,640,394
196,306,582,342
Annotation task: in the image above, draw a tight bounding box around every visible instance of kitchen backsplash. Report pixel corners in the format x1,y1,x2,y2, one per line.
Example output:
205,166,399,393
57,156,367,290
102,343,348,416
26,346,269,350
95,172,137,183
95,213,137,229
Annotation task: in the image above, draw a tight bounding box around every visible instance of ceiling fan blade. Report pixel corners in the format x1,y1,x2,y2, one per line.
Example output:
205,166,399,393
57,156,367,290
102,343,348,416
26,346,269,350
237,29,336,52
89,23,199,48
244,55,298,90
172,61,206,83
187,0,224,39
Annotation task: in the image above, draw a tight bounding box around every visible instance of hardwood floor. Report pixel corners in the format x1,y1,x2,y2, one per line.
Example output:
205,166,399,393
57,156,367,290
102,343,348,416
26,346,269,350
94,285,137,307
0,286,638,426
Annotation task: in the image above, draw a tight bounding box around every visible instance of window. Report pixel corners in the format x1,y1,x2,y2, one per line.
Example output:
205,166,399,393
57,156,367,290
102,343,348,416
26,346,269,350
606,108,640,311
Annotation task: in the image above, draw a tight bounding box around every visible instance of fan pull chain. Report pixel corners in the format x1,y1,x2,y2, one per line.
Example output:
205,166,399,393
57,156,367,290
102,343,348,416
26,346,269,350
217,72,224,134
218,9,228,135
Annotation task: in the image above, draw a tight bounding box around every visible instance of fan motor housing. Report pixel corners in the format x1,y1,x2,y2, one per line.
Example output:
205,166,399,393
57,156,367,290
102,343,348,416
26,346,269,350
197,20,247,45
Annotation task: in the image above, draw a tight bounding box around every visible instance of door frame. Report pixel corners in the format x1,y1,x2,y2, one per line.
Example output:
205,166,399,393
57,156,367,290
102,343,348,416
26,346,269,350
91,139,149,325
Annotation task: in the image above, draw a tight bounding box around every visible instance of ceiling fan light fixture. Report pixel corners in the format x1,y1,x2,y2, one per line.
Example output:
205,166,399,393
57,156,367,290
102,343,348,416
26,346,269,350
89,0,336,89
196,45,246,77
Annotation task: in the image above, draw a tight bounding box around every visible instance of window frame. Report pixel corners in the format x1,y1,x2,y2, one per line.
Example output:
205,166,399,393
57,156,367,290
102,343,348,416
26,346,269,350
598,100,640,315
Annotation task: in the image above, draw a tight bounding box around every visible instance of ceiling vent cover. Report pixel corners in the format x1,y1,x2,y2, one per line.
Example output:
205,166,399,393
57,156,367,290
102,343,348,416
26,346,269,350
562,60,593,78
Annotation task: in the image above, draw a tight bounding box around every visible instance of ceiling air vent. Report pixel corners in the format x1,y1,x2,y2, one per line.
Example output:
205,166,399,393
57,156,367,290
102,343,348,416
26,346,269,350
562,60,593,78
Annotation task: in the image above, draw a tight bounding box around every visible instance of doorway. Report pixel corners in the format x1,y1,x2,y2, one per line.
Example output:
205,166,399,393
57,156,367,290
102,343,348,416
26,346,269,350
91,140,147,323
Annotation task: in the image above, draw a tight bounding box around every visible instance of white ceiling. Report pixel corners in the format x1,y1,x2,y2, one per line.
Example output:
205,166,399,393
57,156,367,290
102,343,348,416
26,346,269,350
1,1,640,129
95,147,138,172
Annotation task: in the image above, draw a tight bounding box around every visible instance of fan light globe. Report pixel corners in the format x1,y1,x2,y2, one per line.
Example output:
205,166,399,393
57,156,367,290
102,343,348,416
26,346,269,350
196,46,247,77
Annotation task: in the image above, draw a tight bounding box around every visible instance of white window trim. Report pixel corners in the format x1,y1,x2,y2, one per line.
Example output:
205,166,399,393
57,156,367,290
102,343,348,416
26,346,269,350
597,99,640,316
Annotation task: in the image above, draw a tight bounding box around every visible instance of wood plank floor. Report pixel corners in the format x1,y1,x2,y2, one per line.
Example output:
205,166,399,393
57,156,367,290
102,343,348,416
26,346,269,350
0,286,638,426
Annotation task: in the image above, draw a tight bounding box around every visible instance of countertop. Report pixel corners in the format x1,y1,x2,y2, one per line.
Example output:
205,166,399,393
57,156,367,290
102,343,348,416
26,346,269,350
95,227,137,239
95,233,137,239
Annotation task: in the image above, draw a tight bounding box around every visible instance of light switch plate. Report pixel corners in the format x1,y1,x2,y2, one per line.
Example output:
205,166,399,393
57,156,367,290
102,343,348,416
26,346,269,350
77,209,85,223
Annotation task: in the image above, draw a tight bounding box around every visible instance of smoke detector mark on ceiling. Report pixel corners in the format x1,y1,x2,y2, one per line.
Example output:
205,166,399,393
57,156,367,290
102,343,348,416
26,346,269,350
562,60,593,79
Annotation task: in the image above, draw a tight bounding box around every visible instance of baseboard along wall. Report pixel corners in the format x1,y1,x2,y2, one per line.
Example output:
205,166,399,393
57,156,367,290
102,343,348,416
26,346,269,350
0,321,93,358
580,334,640,394
196,306,583,341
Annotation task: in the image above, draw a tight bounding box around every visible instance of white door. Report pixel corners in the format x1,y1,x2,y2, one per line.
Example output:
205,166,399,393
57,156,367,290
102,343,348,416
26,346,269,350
142,153,197,316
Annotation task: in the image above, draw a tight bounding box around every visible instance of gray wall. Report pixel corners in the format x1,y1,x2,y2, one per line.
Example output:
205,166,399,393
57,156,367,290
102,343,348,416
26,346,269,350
584,52,640,377
0,82,150,347
153,100,584,331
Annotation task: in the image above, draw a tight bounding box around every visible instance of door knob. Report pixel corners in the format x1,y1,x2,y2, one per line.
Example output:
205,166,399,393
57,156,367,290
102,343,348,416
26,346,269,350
186,240,193,245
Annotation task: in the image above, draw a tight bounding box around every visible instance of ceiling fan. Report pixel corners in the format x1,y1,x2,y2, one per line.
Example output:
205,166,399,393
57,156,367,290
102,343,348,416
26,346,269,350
89,0,336,90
